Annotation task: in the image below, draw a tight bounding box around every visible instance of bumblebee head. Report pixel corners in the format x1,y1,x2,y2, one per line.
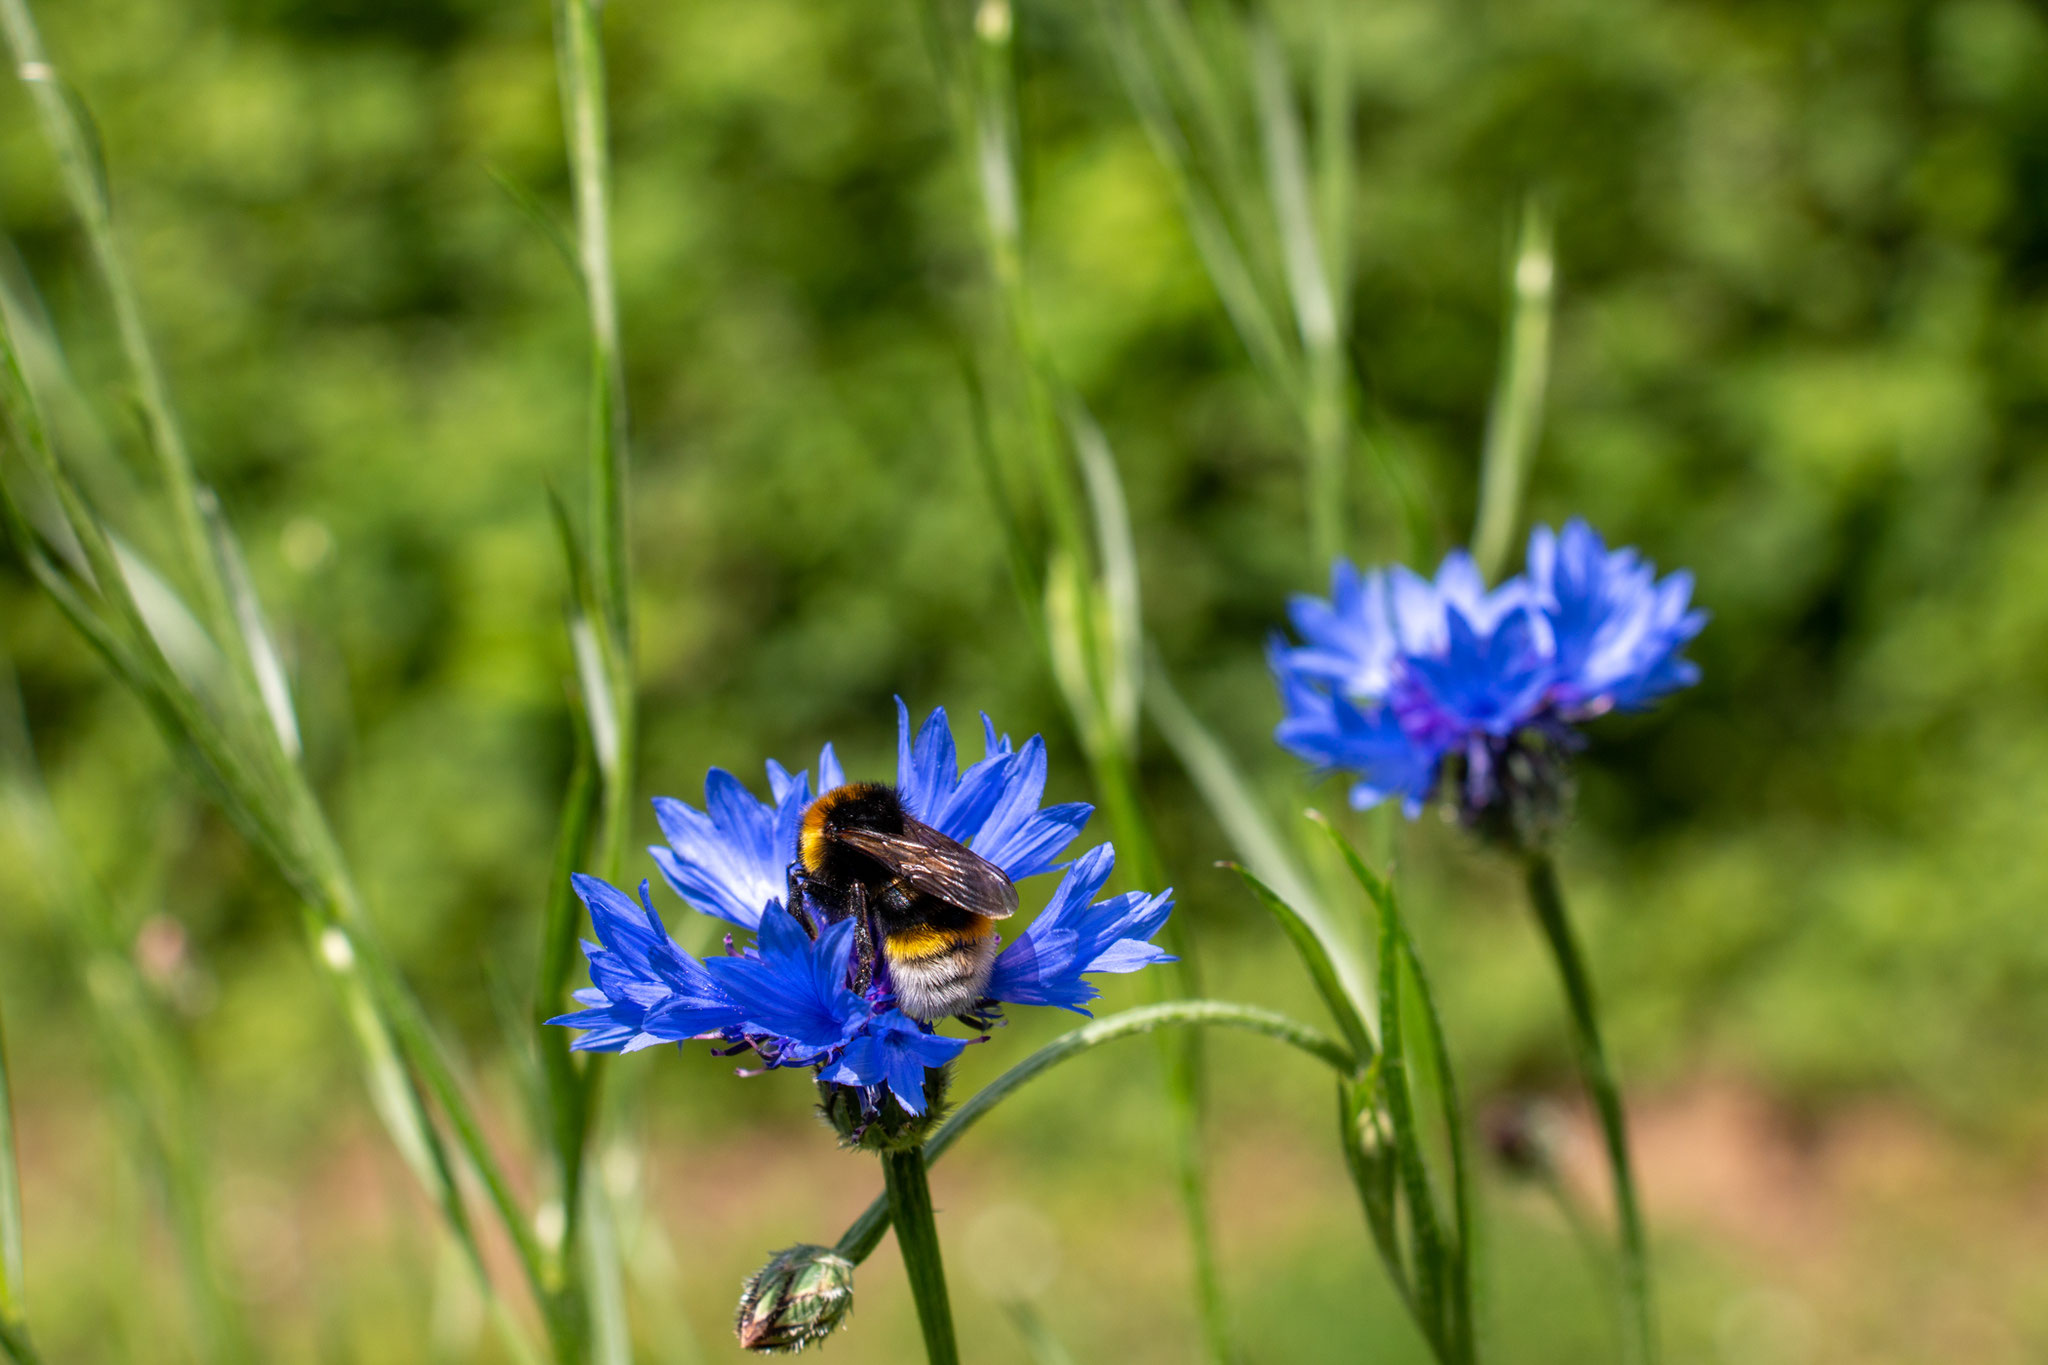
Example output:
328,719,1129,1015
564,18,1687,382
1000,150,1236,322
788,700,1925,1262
799,783,906,873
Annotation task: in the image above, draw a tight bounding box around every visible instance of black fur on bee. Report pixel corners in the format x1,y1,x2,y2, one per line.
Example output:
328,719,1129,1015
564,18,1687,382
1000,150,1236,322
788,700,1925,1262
787,783,1016,1022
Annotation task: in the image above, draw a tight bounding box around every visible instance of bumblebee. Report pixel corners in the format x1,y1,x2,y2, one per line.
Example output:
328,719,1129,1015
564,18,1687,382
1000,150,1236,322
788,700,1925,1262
786,783,1017,1022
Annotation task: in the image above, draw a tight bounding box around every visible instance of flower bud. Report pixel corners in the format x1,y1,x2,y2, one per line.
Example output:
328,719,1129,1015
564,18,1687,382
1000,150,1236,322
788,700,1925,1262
1447,727,1577,854
816,1065,950,1153
1482,1096,1567,1181
735,1244,855,1354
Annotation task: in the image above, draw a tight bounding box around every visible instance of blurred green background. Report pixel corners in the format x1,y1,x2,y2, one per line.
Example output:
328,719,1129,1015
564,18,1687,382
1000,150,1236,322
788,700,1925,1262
4,0,2048,1359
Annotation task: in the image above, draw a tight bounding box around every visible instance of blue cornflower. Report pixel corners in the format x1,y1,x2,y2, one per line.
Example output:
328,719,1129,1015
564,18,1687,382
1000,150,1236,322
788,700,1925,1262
987,844,1174,1011
550,703,1173,1127
1271,521,1705,840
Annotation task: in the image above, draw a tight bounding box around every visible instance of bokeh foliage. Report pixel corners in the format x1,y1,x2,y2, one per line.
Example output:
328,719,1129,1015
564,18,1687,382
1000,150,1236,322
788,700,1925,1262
4,0,2048,1357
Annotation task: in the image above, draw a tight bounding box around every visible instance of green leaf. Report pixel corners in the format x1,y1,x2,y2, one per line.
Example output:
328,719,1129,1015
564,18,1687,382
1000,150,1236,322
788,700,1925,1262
1226,863,1372,1066
1313,811,1475,1362
198,488,302,762
1147,663,1374,1020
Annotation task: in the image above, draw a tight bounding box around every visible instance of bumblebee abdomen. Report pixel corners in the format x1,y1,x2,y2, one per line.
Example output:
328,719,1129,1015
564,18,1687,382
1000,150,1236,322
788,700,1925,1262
884,920,999,1023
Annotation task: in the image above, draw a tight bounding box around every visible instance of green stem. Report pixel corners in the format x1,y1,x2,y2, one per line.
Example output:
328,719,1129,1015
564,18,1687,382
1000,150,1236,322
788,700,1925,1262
0,0,235,646
0,1007,24,1331
0,1008,37,1365
1524,854,1655,1365
549,1,636,1356
835,1000,1353,1263
1471,197,1554,582
882,1147,960,1365
0,1321,40,1365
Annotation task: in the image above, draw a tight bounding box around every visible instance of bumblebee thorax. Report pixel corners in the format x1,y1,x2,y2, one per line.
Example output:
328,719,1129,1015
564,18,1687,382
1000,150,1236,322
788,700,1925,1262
799,783,906,875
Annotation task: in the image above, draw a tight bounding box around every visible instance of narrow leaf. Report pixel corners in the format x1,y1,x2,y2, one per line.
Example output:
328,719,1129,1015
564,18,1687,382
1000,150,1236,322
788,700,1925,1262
1004,1301,1080,1365
198,487,302,762
1147,664,1375,1020
1060,397,1142,743
1227,863,1372,1065
488,166,584,284
1472,195,1555,581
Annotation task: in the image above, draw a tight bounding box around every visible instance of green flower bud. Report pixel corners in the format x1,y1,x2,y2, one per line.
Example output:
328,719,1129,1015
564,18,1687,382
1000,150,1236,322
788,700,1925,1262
735,1244,856,1354
815,1065,950,1152
1483,1096,1566,1181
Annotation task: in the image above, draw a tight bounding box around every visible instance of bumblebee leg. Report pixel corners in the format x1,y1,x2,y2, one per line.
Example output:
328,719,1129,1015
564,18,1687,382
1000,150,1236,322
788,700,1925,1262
785,863,819,939
847,881,876,995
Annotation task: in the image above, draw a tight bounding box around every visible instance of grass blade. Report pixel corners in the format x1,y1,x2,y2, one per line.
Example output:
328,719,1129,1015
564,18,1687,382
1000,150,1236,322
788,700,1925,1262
551,0,631,648
1145,661,1373,1020
580,1165,632,1365
1249,16,1337,374
1225,863,1372,1065
0,1006,24,1338
1375,897,1446,1347
547,1,640,1352
1336,1077,1410,1312
1092,0,1300,403
1003,1301,1080,1365
1063,399,1142,743
1249,12,1348,565
1471,196,1555,581
198,489,302,762
0,0,236,643
1314,812,1475,1362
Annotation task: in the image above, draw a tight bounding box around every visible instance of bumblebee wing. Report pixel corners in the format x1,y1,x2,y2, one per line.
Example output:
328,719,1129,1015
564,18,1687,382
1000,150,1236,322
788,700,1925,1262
837,817,1019,920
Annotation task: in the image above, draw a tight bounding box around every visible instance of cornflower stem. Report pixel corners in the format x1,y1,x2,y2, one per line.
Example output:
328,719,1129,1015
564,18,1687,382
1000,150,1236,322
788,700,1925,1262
881,1146,960,1365
1523,853,1655,1365
836,1001,1353,1263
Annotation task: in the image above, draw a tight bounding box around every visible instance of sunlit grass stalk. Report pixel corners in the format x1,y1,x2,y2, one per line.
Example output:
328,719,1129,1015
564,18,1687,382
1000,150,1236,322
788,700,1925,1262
0,0,235,647
931,3,1234,1357
0,665,251,1361
1145,660,1375,1026
881,1147,960,1365
1096,0,1368,565
0,13,565,1357
1250,12,1346,568
542,0,639,1354
1093,0,1300,406
1471,198,1554,581
1090,2,1386,1124
0,1003,35,1365
1524,854,1654,1365
833,1000,1355,1264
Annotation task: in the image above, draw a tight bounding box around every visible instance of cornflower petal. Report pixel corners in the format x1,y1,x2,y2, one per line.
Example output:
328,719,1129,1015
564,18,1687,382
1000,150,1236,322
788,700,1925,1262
987,845,1175,1013
822,1012,970,1114
651,769,786,930
895,698,958,821
706,908,866,1061
547,876,744,1051
1528,519,1707,717
971,734,1091,879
